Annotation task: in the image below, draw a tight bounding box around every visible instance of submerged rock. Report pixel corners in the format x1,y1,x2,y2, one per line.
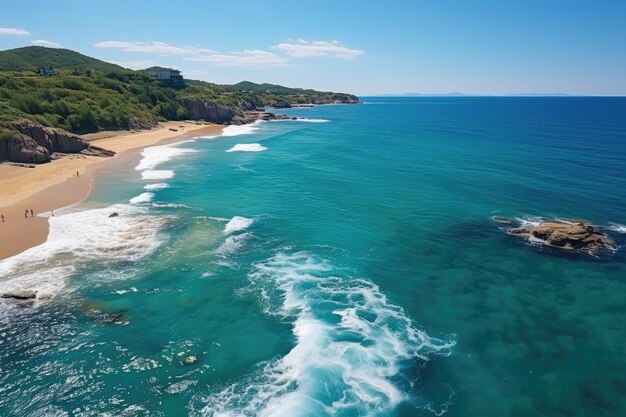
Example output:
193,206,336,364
101,311,126,324
1,290,37,300
181,355,198,365
508,220,617,254
492,215,512,224
108,212,119,218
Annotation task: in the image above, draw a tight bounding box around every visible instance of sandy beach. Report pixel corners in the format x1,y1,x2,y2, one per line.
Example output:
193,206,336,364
0,121,223,260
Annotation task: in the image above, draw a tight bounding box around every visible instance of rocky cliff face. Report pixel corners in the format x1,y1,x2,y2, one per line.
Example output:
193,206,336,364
181,98,292,125
311,93,360,104
181,94,359,125
0,121,114,164
180,99,236,124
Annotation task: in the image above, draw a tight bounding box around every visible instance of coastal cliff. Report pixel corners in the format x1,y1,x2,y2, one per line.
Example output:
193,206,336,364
180,98,294,125
0,121,114,163
180,99,235,123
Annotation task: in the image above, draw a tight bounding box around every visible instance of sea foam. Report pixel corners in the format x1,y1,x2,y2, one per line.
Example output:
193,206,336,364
135,144,198,171
226,143,267,153
0,204,169,301
220,121,263,137
223,216,254,235
141,170,175,180
129,192,155,204
215,233,251,256
608,223,626,234
194,252,455,416
144,183,169,191
135,143,197,182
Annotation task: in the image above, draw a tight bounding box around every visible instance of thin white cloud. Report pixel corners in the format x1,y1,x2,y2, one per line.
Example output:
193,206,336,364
94,41,209,56
112,60,155,70
31,39,61,48
185,49,288,67
273,39,363,59
95,39,287,68
0,28,30,36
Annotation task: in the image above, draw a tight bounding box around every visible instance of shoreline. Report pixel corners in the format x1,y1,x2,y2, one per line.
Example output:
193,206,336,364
0,121,223,261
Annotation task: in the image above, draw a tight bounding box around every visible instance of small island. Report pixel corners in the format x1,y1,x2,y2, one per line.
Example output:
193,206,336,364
501,218,618,254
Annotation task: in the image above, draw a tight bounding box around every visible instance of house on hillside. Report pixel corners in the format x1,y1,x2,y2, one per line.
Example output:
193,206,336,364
36,67,56,76
147,68,185,87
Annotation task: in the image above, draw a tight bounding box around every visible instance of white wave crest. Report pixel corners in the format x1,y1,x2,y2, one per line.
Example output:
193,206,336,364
224,216,254,235
195,252,454,416
129,192,155,204
135,144,198,171
221,121,263,137
0,204,169,301
141,170,175,180
515,216,543,227
167,380,198,395
608,223,626,234
215,233,251,256
144,183,169,191
226,143,267,153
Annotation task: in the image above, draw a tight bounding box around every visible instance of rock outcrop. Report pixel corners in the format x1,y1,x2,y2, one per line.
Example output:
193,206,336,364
1,290,38,300
181,355,198,365
507,220,617,254
180,99,236,123
271,100,293,109
80,145,115,158
181,98,295,125
0,121,115,164
231,111,289,125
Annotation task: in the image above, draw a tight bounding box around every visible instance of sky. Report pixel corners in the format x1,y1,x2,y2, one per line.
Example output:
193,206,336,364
1,0,625,95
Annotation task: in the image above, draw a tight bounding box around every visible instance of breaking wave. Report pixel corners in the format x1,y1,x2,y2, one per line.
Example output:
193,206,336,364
0,204,170,302
193,252,455,416
608,223,626,234
226,143,267,153
129,192,155,204
144,183,169,191
221,121,263,137
135,143,198,171
141,170,174,180
224,216,254,235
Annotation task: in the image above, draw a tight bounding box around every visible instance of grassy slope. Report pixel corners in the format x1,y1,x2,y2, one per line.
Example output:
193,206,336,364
0,46,123,72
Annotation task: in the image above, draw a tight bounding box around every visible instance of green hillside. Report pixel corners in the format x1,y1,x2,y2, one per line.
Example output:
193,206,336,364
0,46,359,135
228,81,317,95
0,46,124,72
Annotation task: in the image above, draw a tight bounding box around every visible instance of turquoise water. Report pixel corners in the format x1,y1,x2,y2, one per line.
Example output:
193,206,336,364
1,97,626,416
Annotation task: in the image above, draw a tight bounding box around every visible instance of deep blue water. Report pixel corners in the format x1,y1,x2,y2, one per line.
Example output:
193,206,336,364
1,97,626,416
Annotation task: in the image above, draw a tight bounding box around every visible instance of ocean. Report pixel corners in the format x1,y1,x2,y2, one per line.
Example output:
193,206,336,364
1,97,625,416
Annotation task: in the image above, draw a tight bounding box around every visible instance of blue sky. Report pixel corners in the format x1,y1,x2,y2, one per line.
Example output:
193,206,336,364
1,0,625,95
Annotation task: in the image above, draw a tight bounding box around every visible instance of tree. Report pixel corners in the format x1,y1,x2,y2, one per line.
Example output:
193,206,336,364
77,102,98,132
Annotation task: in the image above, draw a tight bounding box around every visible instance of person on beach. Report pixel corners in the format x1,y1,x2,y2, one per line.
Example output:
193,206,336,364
1,214,5,222
77,171,80,178
30,209,34,217
25,210,28,218
51,209,54,217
